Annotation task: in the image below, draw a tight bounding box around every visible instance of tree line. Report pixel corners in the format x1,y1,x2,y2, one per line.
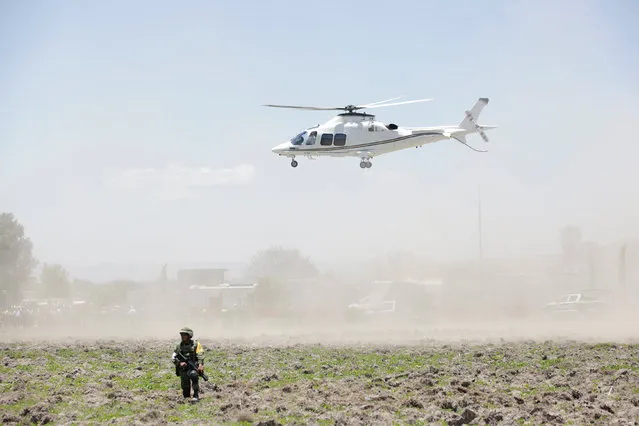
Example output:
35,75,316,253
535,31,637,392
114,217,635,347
0,212,325,309
1,210,442,312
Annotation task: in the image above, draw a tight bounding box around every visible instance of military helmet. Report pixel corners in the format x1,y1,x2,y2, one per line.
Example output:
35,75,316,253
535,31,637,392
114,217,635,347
179,327,193,337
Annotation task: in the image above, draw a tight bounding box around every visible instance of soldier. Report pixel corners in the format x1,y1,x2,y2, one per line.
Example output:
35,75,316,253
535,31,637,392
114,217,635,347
171,327,205,401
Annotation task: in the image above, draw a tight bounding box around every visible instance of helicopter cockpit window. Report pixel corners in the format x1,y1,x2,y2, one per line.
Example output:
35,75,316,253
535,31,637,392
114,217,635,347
306,131,317,145
290,131,307,146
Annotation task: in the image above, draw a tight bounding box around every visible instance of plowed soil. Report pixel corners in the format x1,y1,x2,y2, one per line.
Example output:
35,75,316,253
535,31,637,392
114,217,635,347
1,326,638,425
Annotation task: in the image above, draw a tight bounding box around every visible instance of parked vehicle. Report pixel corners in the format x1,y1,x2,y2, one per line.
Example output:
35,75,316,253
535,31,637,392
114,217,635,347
543,289,611,319
346,279,442,323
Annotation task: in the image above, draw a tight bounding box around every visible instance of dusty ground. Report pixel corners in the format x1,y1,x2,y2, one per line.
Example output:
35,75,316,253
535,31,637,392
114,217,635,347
1,321,639,425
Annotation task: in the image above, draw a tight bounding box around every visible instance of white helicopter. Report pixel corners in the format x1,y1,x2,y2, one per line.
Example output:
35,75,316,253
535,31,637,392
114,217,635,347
266,96,497,168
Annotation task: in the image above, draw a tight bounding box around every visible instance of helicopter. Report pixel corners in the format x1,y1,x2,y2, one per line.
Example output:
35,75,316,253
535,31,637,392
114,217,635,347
265,96,497,168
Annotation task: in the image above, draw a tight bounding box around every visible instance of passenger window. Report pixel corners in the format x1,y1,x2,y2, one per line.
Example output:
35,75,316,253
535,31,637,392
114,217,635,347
320,133,333,146
306,131,317,145
334,133,347,146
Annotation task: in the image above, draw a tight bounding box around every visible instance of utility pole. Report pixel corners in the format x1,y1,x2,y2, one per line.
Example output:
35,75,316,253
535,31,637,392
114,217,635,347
478,185,484,261
619,243,627,289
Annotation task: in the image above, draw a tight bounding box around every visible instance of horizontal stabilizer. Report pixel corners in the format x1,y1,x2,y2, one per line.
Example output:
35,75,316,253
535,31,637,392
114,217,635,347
440,129,466,138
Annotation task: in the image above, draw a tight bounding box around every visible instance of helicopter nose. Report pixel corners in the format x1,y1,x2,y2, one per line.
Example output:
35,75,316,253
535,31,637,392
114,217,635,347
272,142,289,154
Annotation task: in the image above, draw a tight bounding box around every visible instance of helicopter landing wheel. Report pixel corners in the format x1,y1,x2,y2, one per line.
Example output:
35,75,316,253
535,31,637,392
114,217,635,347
291,159,298,168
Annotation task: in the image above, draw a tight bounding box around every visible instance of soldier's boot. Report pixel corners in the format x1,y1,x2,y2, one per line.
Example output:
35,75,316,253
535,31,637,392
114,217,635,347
191,383,200,401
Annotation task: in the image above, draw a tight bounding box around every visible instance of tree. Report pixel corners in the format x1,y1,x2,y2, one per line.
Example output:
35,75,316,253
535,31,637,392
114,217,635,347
0,213,37,306
71,278,97,300
40,263,71,298
93,280,134,307
246,246,319,316
246,246,319,281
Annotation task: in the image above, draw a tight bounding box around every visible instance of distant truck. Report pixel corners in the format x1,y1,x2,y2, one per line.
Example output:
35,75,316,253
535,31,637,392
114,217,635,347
543,289,611,319
346,279,443,323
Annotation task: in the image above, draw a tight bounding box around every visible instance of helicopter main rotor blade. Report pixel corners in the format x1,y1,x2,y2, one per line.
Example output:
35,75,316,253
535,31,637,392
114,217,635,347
262,97,432,112
363,98,433,109
262,104,345,111
358,96,406,107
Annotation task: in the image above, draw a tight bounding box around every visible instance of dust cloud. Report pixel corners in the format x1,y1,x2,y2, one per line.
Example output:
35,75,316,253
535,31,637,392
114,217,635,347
3,244,639,346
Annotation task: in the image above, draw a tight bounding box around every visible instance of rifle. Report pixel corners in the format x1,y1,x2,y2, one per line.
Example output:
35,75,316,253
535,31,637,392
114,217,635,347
175,350,209,381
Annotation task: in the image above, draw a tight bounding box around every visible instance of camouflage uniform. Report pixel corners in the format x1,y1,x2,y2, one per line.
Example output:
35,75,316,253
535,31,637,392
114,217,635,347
172,327,205,400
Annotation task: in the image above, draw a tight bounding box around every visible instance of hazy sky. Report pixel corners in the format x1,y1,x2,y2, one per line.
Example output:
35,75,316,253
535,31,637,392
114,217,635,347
1,0,638,277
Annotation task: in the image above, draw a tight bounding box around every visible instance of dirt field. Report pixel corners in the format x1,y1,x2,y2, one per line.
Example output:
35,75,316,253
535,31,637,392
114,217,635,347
1,320,639,425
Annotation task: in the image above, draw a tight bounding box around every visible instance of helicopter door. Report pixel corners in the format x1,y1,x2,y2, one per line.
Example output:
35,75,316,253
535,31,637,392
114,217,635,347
306,131,317,145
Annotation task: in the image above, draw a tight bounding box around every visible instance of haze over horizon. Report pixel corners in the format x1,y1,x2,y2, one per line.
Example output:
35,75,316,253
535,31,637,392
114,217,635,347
2,0,638,280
